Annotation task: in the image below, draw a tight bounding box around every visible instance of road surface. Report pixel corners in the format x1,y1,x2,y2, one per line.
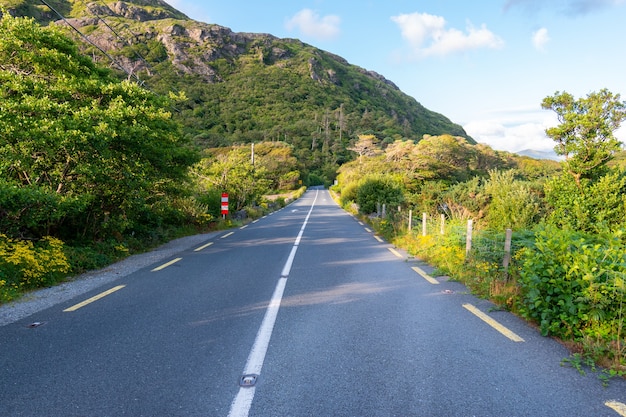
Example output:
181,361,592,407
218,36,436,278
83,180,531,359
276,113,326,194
1,188,625,416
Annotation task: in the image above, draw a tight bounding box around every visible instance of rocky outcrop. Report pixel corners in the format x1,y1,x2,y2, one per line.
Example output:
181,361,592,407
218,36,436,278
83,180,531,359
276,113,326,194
85,1,187,21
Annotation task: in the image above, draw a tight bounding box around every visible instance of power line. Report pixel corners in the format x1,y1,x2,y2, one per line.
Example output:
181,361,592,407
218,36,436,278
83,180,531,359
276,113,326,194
79,0,184,107
83,0,156,80
39,0,182,112
39,0,145,86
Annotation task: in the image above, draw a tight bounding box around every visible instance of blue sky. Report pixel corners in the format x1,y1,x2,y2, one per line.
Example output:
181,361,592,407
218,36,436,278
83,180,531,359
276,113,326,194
164,0,626,153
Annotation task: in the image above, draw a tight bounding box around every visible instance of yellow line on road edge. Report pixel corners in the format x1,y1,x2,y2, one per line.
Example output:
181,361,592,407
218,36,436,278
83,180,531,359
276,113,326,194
606,401,626,416
151,257,182,272
221,232,235,239
63,285,126,312
463,303,525,342
388,248,403,258
194,242,214,252
374,235,384,243
411,266,439,285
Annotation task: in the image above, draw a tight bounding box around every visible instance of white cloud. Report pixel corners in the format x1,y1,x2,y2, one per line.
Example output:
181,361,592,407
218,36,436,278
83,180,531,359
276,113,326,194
391,12,504,57
463,108,558,153
464,105,626,154
285,9,341,41
532,27,550,51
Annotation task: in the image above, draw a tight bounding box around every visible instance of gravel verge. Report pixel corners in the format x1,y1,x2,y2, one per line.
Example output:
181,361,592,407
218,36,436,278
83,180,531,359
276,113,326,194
0,231,220,327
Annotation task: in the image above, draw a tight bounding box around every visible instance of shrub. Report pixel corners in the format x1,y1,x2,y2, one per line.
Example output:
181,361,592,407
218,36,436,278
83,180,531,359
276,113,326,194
545,170,626,233
517,226,626,342
484,170,541,231
0,235,70,302
338,181,359,208
355,174,404,215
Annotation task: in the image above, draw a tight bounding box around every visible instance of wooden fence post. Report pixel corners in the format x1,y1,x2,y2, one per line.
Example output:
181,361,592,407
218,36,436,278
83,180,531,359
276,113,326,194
422,212,427,237
503,228,513,273
465,219,473,258
440,214,445,235
408,210,413,231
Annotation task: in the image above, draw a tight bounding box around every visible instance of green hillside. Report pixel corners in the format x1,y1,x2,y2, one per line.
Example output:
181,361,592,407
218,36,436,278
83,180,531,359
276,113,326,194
7,0,472,178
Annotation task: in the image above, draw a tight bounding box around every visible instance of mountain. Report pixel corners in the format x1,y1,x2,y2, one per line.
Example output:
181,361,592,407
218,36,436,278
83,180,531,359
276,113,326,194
8,0,473,176
516,149,561,161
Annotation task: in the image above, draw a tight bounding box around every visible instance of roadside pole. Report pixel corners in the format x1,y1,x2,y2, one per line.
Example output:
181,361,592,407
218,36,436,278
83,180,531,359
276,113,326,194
221,193,229,219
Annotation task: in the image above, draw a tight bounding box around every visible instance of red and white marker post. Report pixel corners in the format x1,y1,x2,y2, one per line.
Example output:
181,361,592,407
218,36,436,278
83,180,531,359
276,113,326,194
221,193,229,219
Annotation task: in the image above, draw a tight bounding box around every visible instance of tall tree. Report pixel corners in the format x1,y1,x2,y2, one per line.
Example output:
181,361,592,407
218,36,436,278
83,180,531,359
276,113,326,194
193,148,271,212
347,134,381,164
542,89,626,186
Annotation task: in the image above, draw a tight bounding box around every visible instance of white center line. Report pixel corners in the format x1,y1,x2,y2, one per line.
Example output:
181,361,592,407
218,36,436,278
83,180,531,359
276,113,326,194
227,190,318,417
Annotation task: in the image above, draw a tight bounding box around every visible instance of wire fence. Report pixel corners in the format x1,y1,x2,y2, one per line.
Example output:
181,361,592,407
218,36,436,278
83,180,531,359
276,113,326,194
379,205,534,278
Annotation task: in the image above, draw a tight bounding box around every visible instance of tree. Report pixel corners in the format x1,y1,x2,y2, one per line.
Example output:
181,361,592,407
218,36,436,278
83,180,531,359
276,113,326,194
0,14,199,240
252,142,300,190
193,148,271,212
412,135,476,182
542,89,626,186
347,134,382,164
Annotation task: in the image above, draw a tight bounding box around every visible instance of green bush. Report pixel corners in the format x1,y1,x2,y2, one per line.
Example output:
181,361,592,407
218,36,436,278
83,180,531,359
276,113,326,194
355,175,404,215
338,181,359,207
518,225,626,341
0,180,90,239
545,170,626,233
484,170,542,231
0,235,70,302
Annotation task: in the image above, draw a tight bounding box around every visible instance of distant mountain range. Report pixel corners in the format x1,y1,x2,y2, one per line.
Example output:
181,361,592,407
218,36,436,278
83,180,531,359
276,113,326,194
515,149,562,161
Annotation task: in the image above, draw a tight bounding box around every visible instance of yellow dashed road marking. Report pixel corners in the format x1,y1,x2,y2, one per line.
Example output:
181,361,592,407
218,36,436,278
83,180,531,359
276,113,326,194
63,286,126,312
463,303,525,342
194,242,214,252
411,266,439,285
606,401,626,416
151,257,182,272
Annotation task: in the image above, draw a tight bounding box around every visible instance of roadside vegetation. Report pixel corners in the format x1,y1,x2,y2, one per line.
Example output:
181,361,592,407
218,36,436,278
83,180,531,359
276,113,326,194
0,14,302,302
332,90,626,377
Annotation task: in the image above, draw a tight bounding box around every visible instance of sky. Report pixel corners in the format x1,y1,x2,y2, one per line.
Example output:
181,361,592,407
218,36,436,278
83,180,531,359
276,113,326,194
163,0,626,154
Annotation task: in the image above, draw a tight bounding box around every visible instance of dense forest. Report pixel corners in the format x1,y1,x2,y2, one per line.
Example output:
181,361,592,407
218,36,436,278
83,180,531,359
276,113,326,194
2,2,626,376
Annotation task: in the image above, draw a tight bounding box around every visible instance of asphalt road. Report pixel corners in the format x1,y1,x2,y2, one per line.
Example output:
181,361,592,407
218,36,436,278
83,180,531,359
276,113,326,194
1,188,625,416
